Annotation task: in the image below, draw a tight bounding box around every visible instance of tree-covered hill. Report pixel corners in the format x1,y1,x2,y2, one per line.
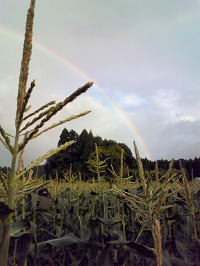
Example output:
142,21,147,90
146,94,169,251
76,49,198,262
43,128,200,180
44,128,135,179
1,128,200,180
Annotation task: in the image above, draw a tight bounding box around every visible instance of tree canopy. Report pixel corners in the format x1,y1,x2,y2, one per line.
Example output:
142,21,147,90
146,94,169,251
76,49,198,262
39,128,200,180
44,128,135,179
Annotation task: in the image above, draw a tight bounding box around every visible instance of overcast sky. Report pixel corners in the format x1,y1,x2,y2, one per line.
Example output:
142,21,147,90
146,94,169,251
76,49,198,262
0,0,200,166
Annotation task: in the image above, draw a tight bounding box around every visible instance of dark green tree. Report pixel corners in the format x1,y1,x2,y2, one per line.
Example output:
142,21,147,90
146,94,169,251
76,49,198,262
193,157,200,177
76,129,95,160
186,159,194,179
44,128,198,181
45,129,97,179
94,135,104,146
45,128,78,177
74,129,96,177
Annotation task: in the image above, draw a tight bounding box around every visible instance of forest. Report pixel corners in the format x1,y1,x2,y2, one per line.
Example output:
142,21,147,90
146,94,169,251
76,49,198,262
1,127,200,181
44,128,200,180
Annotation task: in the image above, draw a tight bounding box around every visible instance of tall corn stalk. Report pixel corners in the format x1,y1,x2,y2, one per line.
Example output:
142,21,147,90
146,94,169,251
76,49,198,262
179,160,199,266
0,1,93,265
112,142,177,266
109,148,133,186
87,143,109,193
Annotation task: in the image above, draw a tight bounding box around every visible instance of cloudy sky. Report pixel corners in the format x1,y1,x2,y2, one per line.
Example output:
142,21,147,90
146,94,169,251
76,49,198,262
0,0,200,166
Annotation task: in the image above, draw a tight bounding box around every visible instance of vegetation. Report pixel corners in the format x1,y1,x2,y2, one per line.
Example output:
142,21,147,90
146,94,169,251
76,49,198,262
0,1,200,266
44,127,200,181
44,128,134,180
0,1,92,265
0,145,200,265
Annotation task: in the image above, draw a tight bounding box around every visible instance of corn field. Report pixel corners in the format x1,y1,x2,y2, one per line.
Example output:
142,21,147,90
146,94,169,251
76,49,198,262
0,164,200,265
0,1,200,265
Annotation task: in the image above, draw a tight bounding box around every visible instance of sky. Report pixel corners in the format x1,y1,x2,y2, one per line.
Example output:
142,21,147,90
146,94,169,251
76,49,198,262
0,0,200,166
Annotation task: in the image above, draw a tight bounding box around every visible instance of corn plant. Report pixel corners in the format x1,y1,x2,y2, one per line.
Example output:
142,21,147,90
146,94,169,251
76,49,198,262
111,142,180,266
4,171,196,265
88,144,109,181
63,163,78,183
109,148,133,186
0,1,93,265
174,160,200,265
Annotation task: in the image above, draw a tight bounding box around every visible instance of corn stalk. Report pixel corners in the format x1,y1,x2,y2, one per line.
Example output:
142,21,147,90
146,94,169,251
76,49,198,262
0,1,93,265
109,148,133,186
111,142,178,266
88,144,109,194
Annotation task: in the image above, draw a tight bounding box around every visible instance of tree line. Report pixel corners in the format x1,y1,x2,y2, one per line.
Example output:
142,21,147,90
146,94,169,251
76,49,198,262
45,128,200,180
1,128,200,180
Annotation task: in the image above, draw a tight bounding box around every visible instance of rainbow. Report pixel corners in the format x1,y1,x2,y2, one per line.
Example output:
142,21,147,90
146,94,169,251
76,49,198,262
0,26,152,159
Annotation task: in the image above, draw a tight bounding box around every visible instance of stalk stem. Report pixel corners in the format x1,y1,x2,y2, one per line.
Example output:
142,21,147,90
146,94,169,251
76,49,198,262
0,133,19,266
0,214,13,266
8,135,19,208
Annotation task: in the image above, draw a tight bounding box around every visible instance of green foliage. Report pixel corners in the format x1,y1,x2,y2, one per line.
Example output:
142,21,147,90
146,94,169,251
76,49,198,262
0,176,199,265
0,1,92,265
45,128,135,180
1,1,200,265
45,129,79,177
87,143,109,181
43,128,200,182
